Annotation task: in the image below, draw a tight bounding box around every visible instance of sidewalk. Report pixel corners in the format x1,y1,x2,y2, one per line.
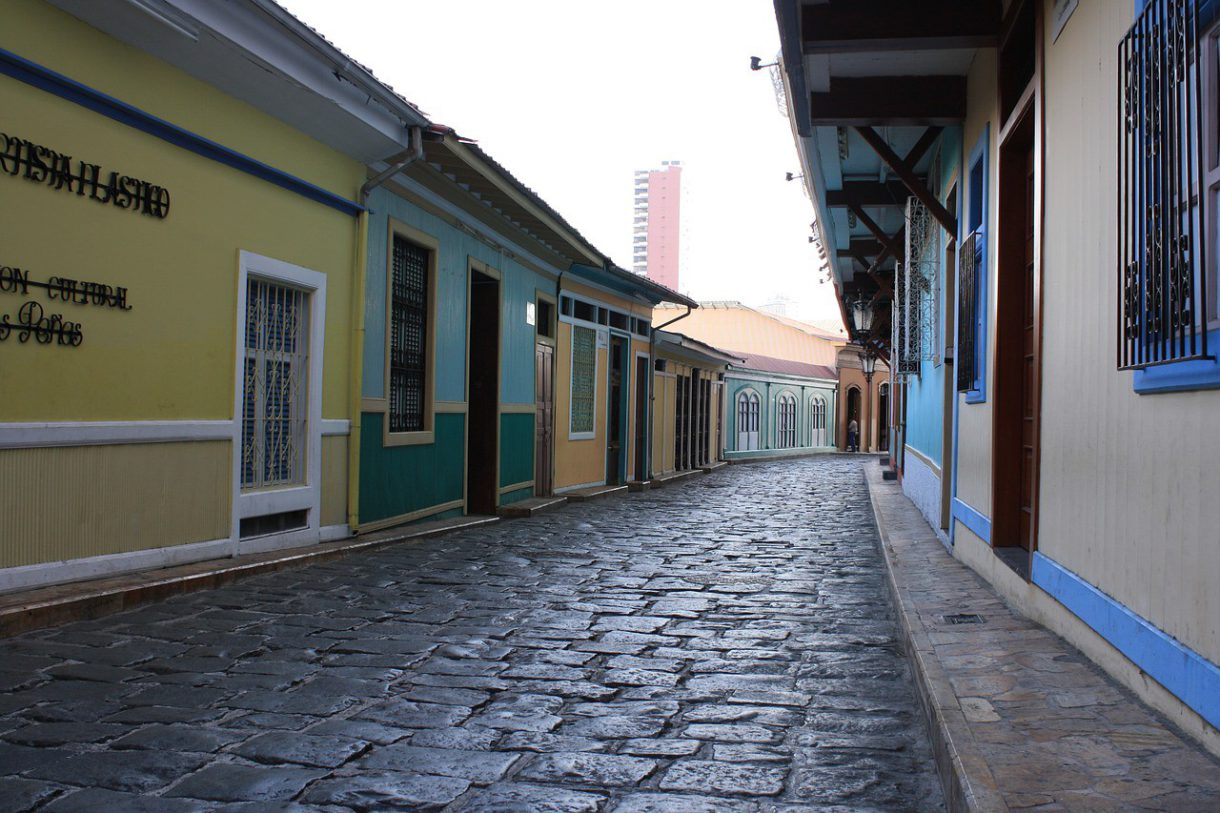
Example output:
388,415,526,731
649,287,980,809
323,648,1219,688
864,464,1220,812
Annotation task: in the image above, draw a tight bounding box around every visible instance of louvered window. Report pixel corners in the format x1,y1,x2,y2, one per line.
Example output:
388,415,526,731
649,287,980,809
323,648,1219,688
389,235,429,433
570,326,596,434
1118,0,1210,368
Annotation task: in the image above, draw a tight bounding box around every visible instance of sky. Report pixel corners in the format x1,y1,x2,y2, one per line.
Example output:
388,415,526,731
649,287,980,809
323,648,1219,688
279,0,842,329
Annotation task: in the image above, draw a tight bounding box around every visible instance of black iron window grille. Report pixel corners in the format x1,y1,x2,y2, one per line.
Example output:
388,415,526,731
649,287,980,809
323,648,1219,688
389,235,429,433
957,232,980,391
1118,0,1211,369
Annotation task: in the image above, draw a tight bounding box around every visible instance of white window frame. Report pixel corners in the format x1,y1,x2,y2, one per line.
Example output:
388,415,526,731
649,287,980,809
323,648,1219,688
231,251,326,553
384,220,440,447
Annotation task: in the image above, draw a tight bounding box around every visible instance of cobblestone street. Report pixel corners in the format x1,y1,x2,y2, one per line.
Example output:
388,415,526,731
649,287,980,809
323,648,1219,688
0,457,943,812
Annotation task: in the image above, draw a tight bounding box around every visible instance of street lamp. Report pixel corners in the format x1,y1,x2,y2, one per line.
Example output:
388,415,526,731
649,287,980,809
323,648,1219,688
861,348,877,453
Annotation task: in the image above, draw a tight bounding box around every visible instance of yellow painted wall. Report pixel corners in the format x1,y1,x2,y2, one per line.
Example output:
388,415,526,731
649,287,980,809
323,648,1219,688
1035,0,1220,666
0,0,363,422
321,435,348,528
953,45,1000,514
0,442,230,568
551,282,654,490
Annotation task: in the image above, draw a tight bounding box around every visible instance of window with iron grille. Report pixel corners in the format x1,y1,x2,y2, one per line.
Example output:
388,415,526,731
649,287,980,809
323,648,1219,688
957,232,980,391
570,325,596,435
1118,0,1210,369
389,234,429,433
242,278,309,489
957,127,990,399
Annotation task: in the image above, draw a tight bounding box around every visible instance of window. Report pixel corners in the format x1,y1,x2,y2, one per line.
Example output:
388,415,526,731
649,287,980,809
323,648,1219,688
242,278,309,489
957,127,989,401
570,325,596,436
1121,1,1220,391
777,394,797,448
389,234,430,433
573,299,595,322
809,395,828,447
736,390,760,450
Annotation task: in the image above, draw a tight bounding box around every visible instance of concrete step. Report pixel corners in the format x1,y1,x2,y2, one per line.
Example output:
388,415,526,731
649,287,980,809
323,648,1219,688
647,468,703,488
562,485,629,502
497,496,568,518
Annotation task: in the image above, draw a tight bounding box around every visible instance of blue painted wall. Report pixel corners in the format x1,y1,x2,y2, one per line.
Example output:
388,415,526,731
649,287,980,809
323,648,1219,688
901,128,961,468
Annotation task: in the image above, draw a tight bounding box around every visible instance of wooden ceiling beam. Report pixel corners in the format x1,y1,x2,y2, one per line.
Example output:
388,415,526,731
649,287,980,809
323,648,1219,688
855,126,958,234
810,77,966,126
800,1,1001,54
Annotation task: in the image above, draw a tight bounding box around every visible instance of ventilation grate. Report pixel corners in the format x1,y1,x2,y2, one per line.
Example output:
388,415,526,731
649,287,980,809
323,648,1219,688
940,613,985,625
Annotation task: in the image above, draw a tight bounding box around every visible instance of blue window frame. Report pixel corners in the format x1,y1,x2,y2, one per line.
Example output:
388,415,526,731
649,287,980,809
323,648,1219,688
962,126,989,403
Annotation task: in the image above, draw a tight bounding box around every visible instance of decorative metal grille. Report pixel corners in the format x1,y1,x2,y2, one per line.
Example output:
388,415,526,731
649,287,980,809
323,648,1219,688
957,232,980,391
1118,0,1209,368
242,279,309,490
390,236,429,433
570,326,596,433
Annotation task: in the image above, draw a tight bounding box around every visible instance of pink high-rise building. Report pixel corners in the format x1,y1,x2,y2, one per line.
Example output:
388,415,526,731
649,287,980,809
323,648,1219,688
632,161,681,291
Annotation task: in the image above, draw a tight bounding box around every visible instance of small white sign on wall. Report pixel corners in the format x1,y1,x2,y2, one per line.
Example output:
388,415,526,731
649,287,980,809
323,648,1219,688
1051,0,1079,42
597,328,609,348
526,302,536,326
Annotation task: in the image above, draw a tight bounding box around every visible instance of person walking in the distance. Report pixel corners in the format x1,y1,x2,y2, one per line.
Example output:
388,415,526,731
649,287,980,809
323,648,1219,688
847,418,859,452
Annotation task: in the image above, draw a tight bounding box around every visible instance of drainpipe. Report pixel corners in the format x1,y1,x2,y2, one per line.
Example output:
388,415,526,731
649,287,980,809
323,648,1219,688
346,126,425,533
647,305,692,479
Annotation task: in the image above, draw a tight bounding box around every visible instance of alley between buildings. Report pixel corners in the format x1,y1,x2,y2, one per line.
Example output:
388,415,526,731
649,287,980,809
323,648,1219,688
0,457,943,811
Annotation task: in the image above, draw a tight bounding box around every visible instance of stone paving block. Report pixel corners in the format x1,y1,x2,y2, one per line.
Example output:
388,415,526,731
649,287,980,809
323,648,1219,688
27,750,207,794
610,792,760,812
164,763,327,803
231,731,370,768
658,760,788,796
359,743,519,782
301,771,469,811
0,776,62,812
41,787,207,812
110,724,246,753
454,782,605,812
515,752,658,787
498,731,611,753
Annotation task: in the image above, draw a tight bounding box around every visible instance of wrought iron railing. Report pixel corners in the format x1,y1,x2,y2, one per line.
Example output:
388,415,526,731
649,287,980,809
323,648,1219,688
1118,0,1209,368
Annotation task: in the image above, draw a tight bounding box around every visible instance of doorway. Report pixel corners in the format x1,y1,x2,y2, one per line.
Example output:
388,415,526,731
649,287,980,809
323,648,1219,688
466,269,499,515
633,355,649,481
845,386,861,451
877,383,889,452
534,342,553,497
606,335,628,485
992,105,1038,563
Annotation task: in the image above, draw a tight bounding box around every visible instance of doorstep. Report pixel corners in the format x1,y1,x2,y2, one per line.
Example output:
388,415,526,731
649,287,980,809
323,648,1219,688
698,460,728,472
496,496,568,518
0,514,499,638
562,484,629,502
863,464,1220,812
646,468,703,488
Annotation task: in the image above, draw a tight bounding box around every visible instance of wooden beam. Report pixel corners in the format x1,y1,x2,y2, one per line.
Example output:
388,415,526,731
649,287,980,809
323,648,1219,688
828,181,912,208
800,1,1000,54
846,202,903,256
810,77,966,126
837,239,883,259
854,126,958,234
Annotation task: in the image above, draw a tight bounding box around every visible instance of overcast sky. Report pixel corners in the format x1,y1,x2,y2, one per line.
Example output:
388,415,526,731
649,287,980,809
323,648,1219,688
280,0,842,328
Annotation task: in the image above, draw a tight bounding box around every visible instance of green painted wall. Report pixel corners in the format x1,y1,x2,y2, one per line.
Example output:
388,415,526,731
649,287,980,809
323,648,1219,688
499,486,534,506
500,412,535,489
359,411,465,524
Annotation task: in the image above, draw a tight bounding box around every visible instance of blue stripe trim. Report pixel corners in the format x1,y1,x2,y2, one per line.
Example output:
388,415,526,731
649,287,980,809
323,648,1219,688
1032,552,1220,729
0,46,363,217
951,498,991,543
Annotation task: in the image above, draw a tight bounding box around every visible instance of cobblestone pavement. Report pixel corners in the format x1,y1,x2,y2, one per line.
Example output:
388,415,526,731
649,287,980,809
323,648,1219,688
0,457,944,812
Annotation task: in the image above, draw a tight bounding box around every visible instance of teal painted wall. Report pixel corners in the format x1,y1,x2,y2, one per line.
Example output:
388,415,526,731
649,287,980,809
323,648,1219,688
358,411,465,524
499,412,535,488
903,128,961,468
362,185,555,403
724,374,837,453
500,486,533,506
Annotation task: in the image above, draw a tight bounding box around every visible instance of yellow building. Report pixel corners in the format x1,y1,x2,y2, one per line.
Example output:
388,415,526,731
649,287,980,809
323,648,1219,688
0,0,423,590
551,268,695,493
649,330,736,479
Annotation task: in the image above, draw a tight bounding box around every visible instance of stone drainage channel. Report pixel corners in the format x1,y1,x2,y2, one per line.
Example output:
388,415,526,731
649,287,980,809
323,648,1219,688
0,456,944,811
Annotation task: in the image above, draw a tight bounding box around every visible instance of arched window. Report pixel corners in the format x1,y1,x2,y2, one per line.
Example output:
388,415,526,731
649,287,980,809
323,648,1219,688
777,393,797,448
736,390,760,450
810,395,828,447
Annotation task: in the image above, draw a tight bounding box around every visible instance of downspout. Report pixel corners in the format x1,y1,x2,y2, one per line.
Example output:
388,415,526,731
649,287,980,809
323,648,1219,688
648,305,692,479
346,126,425,533
552,268,564,495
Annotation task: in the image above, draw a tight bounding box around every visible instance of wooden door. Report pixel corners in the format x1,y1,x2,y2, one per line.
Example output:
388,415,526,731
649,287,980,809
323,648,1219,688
534,343,553,497
1018,146,1036,549
606,336,626,485
634,355,648,481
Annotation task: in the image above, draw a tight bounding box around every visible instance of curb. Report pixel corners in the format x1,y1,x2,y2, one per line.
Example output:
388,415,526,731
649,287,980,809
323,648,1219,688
0,515,499,638
863,467,1011,813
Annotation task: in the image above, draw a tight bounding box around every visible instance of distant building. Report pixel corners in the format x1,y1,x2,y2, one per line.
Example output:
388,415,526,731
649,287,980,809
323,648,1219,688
632,161,682,290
